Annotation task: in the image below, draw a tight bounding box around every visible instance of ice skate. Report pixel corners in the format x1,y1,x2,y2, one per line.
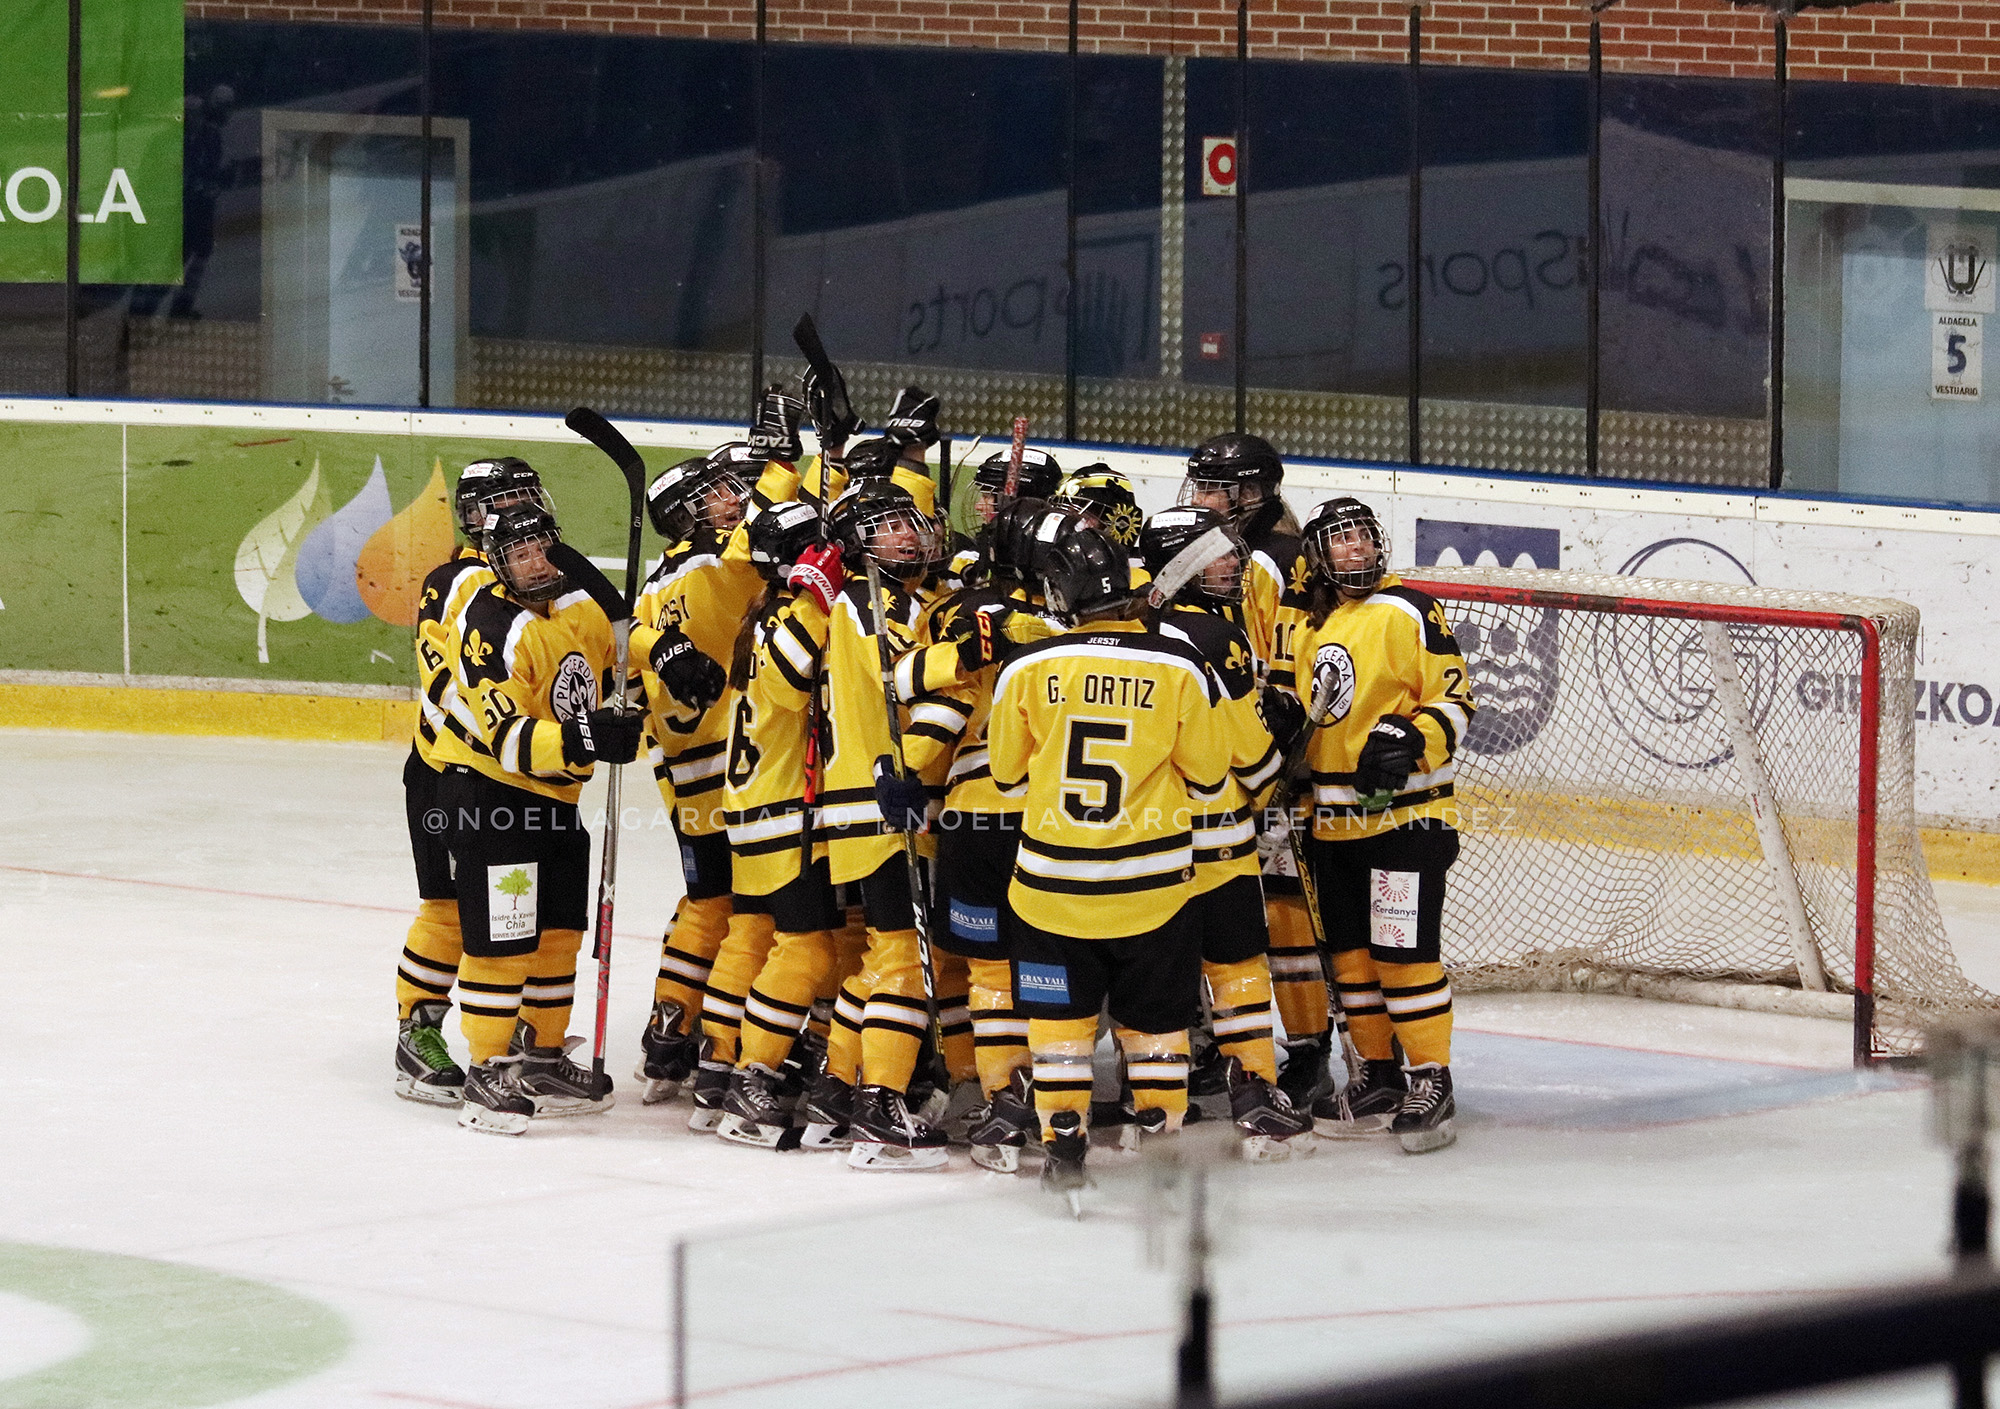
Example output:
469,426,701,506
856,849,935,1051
687,1054,730,1133
394,1000,465,1106
634,1000,700,1104
940,1079,985,1145
457,1055,534,1136
1277,1033,1333,1111
1393,1063,1456,1154
1040,1109,1091,1218
517,1035,614,1118
1313,1058,1405,1138
716,1063,795,1149
798,1071,854,1150
845,1084,949,1171
967,1068,1036,1173
1225,1057,1315,1162
1117,1105,1169,1152
1187,1042,1231,1123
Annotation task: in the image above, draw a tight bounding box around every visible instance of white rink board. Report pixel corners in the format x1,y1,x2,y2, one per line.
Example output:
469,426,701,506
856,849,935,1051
5,395,1998,825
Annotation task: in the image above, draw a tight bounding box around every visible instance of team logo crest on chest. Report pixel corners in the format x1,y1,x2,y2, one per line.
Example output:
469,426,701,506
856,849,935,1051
550,651,599,723
1311,642,1357,722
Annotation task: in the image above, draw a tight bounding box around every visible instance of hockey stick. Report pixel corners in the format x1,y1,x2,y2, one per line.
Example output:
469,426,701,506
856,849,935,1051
563,406,648,1095
789,314,848,883
1001,415,1029,498
1278,660,1364,1090
862,552,951,1091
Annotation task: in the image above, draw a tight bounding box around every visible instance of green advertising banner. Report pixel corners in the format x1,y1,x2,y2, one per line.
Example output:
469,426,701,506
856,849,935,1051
0,0,183,283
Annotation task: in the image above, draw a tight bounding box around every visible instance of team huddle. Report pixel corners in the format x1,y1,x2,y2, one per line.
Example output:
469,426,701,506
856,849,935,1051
390,374,1478,1201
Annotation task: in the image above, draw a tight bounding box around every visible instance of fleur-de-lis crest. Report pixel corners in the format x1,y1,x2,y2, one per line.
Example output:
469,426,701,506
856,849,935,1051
1940,241,1987,298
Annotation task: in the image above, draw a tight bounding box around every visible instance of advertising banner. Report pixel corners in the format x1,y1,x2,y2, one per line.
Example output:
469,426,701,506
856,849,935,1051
0,0,183,283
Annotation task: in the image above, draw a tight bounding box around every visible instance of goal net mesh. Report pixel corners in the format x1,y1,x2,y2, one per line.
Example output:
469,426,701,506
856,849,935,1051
1406,565,1988,1058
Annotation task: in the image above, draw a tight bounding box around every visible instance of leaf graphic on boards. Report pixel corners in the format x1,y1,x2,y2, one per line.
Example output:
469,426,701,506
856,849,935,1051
234,459,332,665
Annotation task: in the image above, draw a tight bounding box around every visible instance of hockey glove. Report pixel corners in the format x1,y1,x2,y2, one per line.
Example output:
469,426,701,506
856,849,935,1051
883,384,940,449
952,603,1053,672
748,383,805,463
561,707,645,768
648,624,727,714
1258,684,1308,754
1353,715,1426,800
786,542,845,614
873,755,931,833
801,364,862,444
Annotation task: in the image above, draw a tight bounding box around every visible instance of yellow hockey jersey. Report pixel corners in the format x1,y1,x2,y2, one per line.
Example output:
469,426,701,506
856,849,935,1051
630,528,765,837
436,581,618,804
412,546,491,769
723,592,823,897
1153,604,1283,893
1283,574,1476,840
988,621,1226,939
1242,527,1310,687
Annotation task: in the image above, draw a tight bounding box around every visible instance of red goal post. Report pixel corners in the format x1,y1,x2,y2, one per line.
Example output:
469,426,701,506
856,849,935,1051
1398,566,1987,1064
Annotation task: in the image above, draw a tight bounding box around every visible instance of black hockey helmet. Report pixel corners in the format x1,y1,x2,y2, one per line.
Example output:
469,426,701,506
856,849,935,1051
972,447,1062,521
646,443,756,542
454,456,551,539
1179,432,1286,539
1039,519,1139,625
839,435,906,484
1051,465,1143,549
828,478,940,581
744,499,824,584
483,502,568,605
1139,505,1249,610
1301,496,1388,597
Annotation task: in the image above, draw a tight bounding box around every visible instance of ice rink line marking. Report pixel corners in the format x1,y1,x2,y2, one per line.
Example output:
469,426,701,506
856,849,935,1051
1454,1022,1831,1072
663,1284,1868,1405
0,863,653,939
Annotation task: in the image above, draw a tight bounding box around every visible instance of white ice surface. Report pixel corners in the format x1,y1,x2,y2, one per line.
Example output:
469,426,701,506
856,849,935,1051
1,728,1997,1409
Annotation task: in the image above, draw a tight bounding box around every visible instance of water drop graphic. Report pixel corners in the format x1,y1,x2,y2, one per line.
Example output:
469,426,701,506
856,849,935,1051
357,459,454,627
295,457,394,624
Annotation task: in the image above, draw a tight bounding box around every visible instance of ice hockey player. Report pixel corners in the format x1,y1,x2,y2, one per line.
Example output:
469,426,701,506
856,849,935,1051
1052,464,1145,566
1288,496,1475,1154
625,438,761,1103
1139,505,1314,1161
436,502,642,1134
901,499,1071,1171
989,518,1228,1205
941,447,1065,588
1179,433,1335,1113
394,457,552,1106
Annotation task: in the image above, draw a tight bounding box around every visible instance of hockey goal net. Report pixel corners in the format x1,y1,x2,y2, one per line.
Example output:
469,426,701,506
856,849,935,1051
1401,565,1990,1062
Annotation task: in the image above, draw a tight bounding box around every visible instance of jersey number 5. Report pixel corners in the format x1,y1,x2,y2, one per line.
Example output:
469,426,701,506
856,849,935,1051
1063,719,1130,824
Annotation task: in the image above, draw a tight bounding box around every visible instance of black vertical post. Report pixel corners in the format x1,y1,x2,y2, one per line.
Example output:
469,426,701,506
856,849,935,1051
1951,1050,1992,1409
65,0,82,397
1769,16,1788,491
1233,0,1248,434
1586,20,1601,477
1406,6,1422,467
1064,0,1079,440
418,0,434,408
751,0,768,405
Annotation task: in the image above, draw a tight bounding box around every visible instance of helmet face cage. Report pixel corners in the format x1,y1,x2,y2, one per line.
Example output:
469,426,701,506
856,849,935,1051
1140,507,1247,609
1303,499,1387,596
455,459,552,538
484,507,566,604
649,454,751,541
972,450,1062,522
849,500,939,577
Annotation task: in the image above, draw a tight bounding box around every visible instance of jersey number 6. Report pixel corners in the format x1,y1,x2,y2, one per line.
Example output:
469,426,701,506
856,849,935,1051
1063,719,1130,824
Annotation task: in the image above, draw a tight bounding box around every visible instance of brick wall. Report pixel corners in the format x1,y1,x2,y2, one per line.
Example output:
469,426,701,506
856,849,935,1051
183,0,2000,87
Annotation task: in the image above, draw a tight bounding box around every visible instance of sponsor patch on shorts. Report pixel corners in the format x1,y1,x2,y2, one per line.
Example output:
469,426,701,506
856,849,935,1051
680,844,701,886
488,862,539,943
948,900,999,943
1016,962,1071,1004
1369,868,1420,950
